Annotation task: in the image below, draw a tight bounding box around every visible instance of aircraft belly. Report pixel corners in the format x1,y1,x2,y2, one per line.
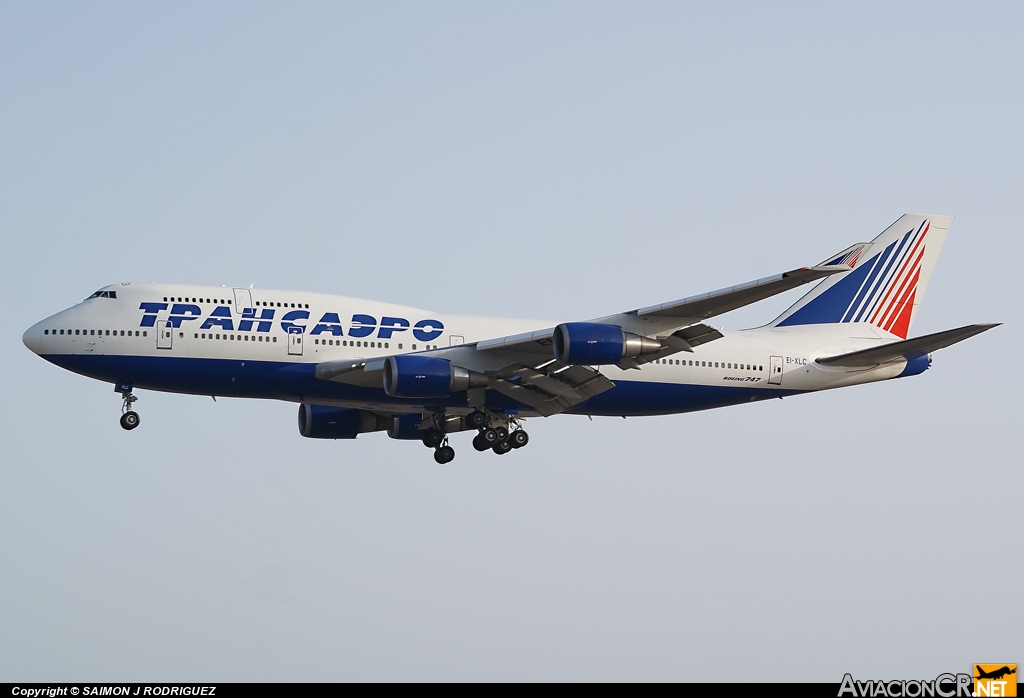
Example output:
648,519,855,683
565,380,805,417
40,354,807,418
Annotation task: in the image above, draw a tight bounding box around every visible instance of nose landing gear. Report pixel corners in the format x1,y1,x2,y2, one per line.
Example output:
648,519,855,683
116,384,140,431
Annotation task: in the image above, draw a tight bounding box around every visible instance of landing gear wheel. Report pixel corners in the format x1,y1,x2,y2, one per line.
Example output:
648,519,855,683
492,439,512,455
480,428,499,446
510,430,529,449
434,445,455,464
465,411,487,430
422,428,445,449
495,426,509,442
120,411,140,430
472,433,491,451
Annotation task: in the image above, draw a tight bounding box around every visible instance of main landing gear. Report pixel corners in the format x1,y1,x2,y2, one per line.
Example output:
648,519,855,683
467,410,529,457
116,384,140,431
420,410,531,464
420,418,456,464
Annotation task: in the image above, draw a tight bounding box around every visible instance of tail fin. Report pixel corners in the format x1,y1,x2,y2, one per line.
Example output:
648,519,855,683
770,214,952,338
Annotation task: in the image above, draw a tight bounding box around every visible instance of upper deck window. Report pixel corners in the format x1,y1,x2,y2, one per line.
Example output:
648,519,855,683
85,290,117,300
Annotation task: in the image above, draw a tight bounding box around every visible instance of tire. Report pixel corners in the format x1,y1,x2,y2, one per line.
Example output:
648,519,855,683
422,429,444,449
492,439,512,455
120,411,140,431
510,430,529,449
480,428,499,445
495,426,509,441
465,411,487,430
434,445,455,464
472,434,491,452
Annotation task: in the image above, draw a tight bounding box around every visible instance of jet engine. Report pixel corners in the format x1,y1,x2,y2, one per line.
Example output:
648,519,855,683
553,322,662,365
383,355,487,398
297,404,389,439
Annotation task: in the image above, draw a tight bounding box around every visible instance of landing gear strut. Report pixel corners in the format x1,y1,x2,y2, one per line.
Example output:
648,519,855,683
117,385,140,431
422,415,456,463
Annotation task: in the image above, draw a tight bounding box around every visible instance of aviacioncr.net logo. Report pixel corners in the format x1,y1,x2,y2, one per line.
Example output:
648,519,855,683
838,673,973,697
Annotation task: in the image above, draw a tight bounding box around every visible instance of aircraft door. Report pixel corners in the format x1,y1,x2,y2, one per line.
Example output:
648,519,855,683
287,326,303,356
768,355,783,385
233,288,253,315
157,320,174,350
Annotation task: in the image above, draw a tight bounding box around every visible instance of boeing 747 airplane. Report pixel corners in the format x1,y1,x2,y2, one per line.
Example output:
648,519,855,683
22,214,997,463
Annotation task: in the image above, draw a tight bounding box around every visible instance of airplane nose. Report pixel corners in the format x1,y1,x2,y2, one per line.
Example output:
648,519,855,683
22,322,42,354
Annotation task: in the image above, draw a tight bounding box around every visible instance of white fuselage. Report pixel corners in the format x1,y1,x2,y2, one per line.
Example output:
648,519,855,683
23,282,919,418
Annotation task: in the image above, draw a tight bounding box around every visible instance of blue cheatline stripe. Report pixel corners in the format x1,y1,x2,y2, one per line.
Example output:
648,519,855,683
841,237,899,323
39,353,806,418
853,227,916,323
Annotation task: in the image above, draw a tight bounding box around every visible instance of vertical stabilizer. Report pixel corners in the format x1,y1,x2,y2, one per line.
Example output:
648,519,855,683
770,214,952,338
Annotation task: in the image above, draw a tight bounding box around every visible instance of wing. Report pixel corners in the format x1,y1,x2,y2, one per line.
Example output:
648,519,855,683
816,323,999,367
317,246,859,416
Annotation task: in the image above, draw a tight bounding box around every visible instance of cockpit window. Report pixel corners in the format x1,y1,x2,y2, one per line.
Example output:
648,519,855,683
85,290,117,300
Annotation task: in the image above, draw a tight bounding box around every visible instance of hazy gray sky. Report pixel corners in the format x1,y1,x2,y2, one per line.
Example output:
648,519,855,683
1,1,1020,681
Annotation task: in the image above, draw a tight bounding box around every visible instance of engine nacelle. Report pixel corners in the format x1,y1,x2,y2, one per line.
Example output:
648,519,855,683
552,322,662,365
297,404,389,439
383,355,487,398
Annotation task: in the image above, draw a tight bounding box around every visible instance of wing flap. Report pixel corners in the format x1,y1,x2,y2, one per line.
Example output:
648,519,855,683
816,323,999,367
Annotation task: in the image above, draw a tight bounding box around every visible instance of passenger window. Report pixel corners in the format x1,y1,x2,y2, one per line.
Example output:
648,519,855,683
412,344,417,350
143,331,147,337
398,344,402,349
194,333,198,338
44,330,49,335
121,330,125,336
385,343,389,348
273,337,277,342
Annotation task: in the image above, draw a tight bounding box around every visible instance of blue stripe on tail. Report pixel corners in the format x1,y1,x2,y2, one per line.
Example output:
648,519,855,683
852,230,914,322
776,254,878,327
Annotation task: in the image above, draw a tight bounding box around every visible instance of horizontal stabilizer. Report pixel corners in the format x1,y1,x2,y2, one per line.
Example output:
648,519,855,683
816,323,999,367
